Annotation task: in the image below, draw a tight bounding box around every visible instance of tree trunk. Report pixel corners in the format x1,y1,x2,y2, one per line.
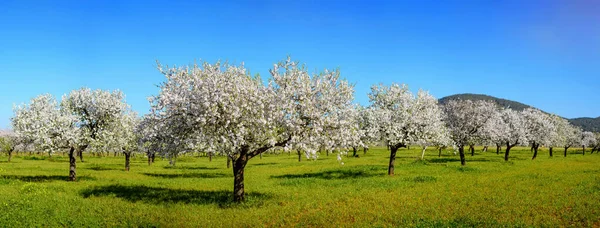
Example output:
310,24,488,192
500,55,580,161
483,146,488,152
421,146,427,160
363,147,368,155
470,145,475,156
151,153,155,163
232,154,248,203
388,145,399,175
564,147,568,157
147,152,152,166
438,148,442,157
297,150,302,162
78,150,84,162
582,146,585,155
505,143,512,161
532,143,538,160
260,153,262,159
125,152,131,171
459,146,466,166
69,147,76,181
352,147,357,157
8,149,13,162
114,152,117,157
496,144,501,155
549,147,553,157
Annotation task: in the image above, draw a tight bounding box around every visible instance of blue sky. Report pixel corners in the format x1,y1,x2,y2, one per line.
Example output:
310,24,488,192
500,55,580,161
1,0,598,128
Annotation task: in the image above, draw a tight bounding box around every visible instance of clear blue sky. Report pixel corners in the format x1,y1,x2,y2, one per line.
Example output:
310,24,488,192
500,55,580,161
1,0,599,128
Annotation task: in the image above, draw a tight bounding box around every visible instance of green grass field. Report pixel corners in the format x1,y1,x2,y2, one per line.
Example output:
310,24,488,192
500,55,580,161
1,147,599,227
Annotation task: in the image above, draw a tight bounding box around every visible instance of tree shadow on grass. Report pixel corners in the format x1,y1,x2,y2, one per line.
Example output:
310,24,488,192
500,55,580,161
143,172,230,178
271,169,377,180
80,184,270,207
251,162,277,166
0,175,96,182
163,166,219,170
85,165,120,171
428,157,491,163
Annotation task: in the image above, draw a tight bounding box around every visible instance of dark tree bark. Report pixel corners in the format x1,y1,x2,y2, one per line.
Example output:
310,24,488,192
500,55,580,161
531,142,539,160
259,153,262,159
582,146,585,155
79,150,84,162
470,145,475,156
388,145,399,175
69,147,76,181
352,147,357,157
125,152,131,171
147,151,152,166
504,141,517,161
483,146,488,152
459,146,466,166
496,144,501,155
209,152,213,162
564,147,569,157
549,147,553,157
8,147,14,162
232,153,248,203
297,150,302,162
438,147,442,157
363,147,368,155
151,153,155,163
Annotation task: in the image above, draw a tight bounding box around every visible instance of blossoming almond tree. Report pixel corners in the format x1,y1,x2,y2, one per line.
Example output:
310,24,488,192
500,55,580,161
12,88,133,181
101,111,140,171
521,108,555,160
550,115,581,157
366,83,414,175
151,57,355,202
411,90,448,160
442,99,496,166
580,131,596,155
497,109,528,161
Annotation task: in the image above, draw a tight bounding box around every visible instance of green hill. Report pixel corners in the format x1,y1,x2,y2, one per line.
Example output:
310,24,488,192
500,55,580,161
439,93,599,132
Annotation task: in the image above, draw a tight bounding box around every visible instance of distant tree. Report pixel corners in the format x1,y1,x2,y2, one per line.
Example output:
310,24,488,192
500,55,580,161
442,99,496,165
496,109,528,161
411,90,449,160
522,108,555,160
12,89,132,181
591,133,600,153
0,130,17,162
550,115,581,157
580,131,596,155
482,108,506,155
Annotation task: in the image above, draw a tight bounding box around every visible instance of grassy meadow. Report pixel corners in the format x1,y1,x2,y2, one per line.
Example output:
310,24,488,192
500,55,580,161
1,146,599,227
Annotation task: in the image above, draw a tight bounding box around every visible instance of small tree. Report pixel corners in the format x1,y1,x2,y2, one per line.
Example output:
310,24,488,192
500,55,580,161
0,130,17,162
551,116,581,157
12,89,132,181
581,131,596,155
522,108,555,160
442,99,496,166
411,90,448,160
367,83,415,175
497,109,528,161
